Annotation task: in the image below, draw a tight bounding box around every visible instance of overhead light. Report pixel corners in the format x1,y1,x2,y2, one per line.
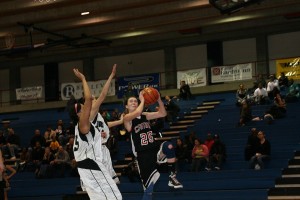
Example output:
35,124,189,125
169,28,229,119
209,0,265,14
81,12,90,16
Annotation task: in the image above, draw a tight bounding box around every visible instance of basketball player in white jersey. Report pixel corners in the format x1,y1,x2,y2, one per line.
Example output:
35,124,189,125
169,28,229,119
68,68,122,200
88,64,123,184
98,113,123,184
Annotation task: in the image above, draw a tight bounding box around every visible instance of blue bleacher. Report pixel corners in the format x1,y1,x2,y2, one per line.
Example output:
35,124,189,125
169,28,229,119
4,91,300,200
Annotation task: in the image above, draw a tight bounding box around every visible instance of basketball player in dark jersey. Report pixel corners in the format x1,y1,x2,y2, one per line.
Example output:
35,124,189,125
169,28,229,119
68,68,122,200
123,91,183,200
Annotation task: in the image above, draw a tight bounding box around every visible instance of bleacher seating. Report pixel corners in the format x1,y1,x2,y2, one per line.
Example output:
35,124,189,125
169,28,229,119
3,91,300,200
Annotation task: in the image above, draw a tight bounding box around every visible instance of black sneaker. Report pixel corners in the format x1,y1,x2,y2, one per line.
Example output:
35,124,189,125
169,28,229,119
168,174,183,189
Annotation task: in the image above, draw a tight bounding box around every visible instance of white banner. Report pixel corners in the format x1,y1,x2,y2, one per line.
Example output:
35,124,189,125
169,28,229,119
211,63,253,83
16,86,43,100
60,79,115,100
177,68,207,89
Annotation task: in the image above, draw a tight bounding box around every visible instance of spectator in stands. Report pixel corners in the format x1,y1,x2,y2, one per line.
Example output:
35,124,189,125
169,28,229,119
185,131,197,162
175,138,189,172
55,124,67,146
285,78,299,103
0,131,6,149
102,109,112,122
30,129,46,149
204,133,214,152
18,147,31,172
56,119,64,128
264,87,286,120
50,146,70,177
32,141,45,176
267,74,279,100
65,137,77,176
65,121,75,137
37,147,55,178
254,74,267,89
3,128,20,160
109,109,122,141
56,119,68,140
49,136,59,154
123,82,138,102
253,83,268,105
191,138,209,172
46,125,56,141
206,134,226,170
244,128,260,161
1,121,10,140
150,106,165,136
249,131,271,170
273,87,286,108
236,84,248,106
278,72,289,89
238,100,261,127
43,130,52,147
164,95,180,122
179,80,192,100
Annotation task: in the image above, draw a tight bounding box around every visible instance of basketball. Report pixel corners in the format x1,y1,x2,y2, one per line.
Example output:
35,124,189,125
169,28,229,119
143,87,159,105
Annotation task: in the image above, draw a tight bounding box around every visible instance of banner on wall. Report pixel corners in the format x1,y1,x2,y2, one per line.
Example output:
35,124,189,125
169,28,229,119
177,68,207,89
276,57,300,80
16,86,43,100
117,73,160,99
211,63,252,83
60,80,115,100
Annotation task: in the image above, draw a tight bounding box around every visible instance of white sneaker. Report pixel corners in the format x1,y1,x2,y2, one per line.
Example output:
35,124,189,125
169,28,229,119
205,167,211,171
168,174,183,189
254,164,261,170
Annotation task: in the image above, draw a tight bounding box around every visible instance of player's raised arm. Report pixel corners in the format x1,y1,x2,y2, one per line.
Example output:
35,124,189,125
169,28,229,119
90,64,116,121
123,91,145,132
108,113,124,128
73,68,92,134
144,93,167,121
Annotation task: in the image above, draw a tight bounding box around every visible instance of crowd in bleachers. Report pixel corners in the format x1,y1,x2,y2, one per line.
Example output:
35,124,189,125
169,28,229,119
236,72,299,126
0,74,299,199
0,108,124,179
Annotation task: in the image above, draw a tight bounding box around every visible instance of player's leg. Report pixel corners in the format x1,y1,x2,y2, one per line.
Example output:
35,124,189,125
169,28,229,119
136,150,160,195
78,165,122,200
102,145,120,184
159,141,183,189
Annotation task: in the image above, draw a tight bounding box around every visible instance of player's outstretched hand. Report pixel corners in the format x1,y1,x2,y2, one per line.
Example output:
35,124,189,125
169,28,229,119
73,68,85,81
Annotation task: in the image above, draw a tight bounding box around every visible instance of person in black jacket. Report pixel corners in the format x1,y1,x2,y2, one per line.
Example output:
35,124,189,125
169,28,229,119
179,81,192,100
205,134,226,170
244,128,260,161
164,95,180,122
249,131,271,170
3,128,20,160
